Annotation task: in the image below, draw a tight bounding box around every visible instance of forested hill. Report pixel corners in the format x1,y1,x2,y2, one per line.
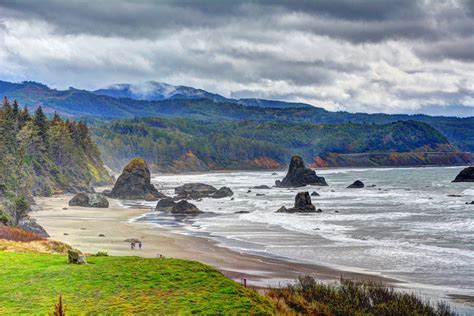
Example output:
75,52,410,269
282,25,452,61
0,80,473,153
0,98,111,197
91,117,470,172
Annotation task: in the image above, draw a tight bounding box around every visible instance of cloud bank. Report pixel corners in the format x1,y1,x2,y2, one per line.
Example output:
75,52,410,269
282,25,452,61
0,0,473,115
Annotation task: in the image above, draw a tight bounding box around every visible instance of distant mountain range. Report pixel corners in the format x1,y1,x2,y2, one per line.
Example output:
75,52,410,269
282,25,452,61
0,80,473,170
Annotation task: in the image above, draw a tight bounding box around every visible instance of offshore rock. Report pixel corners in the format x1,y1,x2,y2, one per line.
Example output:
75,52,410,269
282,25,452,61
277,192,317,213
347,180,365,189
275,156,327,187
452,166,474,182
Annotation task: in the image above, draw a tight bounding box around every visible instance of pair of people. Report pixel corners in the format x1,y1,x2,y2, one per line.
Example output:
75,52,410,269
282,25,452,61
130,242,142,250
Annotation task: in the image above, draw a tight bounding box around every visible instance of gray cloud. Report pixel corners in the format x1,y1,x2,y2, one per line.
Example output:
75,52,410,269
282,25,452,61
0,0,473,116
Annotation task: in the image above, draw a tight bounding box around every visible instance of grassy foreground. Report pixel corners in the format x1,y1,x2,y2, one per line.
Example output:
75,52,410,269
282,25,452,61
0,251,274,315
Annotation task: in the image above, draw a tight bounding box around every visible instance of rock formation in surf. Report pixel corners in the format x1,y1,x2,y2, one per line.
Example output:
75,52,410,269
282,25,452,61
452,166,474,182
155,198,202,214
347,180,365,189
275,156,327,187
108,158,165,200
277,192,322,213
174,183,233,199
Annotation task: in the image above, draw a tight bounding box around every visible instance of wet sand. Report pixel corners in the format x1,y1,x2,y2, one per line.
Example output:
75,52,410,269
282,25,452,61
32,194,399,287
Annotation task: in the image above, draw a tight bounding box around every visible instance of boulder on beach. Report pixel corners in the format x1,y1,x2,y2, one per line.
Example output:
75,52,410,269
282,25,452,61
276,192,318,213
108,158,165,200
452,166,474,182
155,198,202,215
175,183,233,199
275,156,327,187
311,191,320,196
17,218,50,237
155,198,176,212
171,200,202,214
69,193,109,208
347,180,364,189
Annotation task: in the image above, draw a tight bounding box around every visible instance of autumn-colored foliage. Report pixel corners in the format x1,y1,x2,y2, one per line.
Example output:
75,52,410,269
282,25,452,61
0,226,45,242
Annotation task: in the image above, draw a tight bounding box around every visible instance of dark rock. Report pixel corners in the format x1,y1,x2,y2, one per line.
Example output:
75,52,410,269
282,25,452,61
276,192,317,213
256,193,265,196
175,183,217,199
17,218,49,237
62,207,68,210
311,191,320,196
466,201,474,205
155,198,176,212
108,158,165,200
452,166,474,182
247,190,252,193
253,185,271,189
212,187,234,199
69,193,109,208
316,208,323,213
68,249,86,264
63,233,69,235
447,194,462,197
272,173,278,175
171,200,202,214
367,184,376,188
347,180,364,189
98,234,105,237
231,197,235,201
235,211,250,214
275,156,327,187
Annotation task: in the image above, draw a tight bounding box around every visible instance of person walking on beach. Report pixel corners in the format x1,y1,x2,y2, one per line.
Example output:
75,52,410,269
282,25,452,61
138,242,142,250
130,242,135,250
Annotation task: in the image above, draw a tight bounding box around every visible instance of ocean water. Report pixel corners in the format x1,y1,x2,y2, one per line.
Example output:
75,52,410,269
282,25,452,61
136,166,474,311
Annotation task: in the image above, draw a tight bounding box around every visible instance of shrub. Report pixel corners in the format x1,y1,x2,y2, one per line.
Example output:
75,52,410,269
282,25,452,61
0,226,46,242
95,251,109,257
266,276,456,316
50,294,66,316
14,196,29,212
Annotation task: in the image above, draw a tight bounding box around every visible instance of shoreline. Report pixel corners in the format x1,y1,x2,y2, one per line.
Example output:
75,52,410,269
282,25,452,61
32,194,399,287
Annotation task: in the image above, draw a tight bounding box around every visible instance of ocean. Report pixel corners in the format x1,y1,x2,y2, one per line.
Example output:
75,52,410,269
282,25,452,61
136,166,474,312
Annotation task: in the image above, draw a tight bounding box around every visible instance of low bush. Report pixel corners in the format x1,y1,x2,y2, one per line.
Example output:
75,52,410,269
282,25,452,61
0,226,46,242
95,251,108,256
266,276,455,316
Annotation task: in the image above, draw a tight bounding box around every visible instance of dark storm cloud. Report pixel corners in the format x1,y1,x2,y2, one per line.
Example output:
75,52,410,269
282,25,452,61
0,0,473,115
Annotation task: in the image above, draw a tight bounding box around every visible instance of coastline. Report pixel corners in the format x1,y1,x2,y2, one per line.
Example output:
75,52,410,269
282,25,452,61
31,194,399,287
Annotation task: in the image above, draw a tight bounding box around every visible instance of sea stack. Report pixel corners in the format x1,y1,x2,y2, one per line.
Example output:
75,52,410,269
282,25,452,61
275,156,328,187
276,192,320,213
108,158,165,199
347,180,364,189
452,166,474,182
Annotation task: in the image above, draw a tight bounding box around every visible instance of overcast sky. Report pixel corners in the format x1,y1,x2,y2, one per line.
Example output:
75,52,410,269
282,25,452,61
1,0,474,115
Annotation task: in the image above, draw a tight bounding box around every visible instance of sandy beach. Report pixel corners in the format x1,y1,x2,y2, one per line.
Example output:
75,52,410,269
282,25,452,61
31,194,398,287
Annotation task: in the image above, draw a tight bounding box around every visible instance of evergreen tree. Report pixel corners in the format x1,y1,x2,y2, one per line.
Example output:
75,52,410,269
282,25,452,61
34,106,49,147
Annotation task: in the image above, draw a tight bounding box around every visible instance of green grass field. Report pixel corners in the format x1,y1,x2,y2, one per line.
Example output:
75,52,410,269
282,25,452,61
0,252,274,315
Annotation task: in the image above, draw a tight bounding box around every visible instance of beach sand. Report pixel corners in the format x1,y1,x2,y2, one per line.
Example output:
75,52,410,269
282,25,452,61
32,194,399,287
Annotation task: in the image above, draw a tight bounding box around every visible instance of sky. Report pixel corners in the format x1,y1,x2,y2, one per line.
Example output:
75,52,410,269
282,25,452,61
0,0,474,116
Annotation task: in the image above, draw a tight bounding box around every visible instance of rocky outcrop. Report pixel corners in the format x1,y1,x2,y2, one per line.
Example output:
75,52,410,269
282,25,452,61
347,180,364,189
452,166,474,182
108,158,165,199
155,198,176,212
253,185,271,189
276,156,327,187
175,183,233,199
212,187,234,199
277,192,319,213
311,191,320,196
69,193,109,208
17,218,50,237
172,200,201,214
155,198,202,215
